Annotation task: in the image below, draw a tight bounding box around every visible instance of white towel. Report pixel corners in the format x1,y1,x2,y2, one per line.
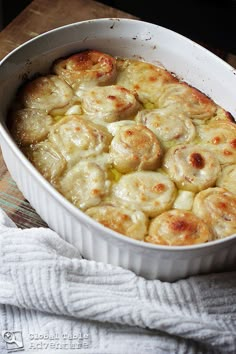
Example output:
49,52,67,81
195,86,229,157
0,208,235,354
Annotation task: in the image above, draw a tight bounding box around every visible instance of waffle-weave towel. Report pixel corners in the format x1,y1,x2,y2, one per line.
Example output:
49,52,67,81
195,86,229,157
0,208,235,354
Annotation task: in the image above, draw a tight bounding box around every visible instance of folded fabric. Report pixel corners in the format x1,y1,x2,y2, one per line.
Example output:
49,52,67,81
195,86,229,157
0,208,235,354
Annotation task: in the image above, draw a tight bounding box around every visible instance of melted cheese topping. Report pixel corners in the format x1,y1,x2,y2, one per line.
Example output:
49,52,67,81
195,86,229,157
25,140,66,185
107,120,136,135
86,204,148,241
48,115,112,166
216,164,236,195
173,190,195,210
116,58,176,105
197,121,236,165
9,108,53,146
53,50,117,95
19,75,74,113
193,187,236,239
158,82,217,123
110,124,162,173
8,49,236,246
163,144,221,192
135,107,196,148
111,171,176,217
81,85,140,123
146,209,213,246
59,160,110,210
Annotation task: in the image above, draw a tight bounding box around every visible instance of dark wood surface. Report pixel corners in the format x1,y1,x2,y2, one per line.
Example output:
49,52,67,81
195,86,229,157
0,0,136,60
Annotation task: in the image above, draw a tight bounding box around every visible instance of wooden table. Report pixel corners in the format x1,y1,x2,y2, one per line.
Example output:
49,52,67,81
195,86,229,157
0,0,136,228
0,0,235,228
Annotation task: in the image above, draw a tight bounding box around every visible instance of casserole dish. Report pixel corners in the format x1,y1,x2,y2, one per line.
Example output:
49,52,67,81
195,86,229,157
0,18,235,281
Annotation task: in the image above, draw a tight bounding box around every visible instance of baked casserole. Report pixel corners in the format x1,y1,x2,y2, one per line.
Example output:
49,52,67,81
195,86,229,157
7,49,236,246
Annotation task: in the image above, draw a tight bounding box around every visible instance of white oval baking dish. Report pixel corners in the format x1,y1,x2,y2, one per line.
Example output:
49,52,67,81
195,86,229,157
0,18,235,281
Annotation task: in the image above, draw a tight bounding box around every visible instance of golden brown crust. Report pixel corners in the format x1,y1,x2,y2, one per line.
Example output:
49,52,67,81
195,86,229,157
111,171,177,217
9,108,53,146
48,115,112,167
86,204,148,241
163,144,221,192
110,124,162,173
158,82,217,123
80,85,141,123
53,49,117,92
146,209,213,246
192,187,236,239
197,120,236,165
19,75,74,112
116,58,177,105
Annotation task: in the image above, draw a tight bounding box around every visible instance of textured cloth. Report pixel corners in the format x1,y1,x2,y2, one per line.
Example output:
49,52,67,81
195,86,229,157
0,208,235,354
